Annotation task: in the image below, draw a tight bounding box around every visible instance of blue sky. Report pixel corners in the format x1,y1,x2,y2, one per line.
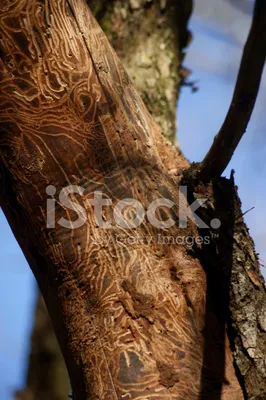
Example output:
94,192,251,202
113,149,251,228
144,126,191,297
0,0,265,398
0,212,36,399
179,0,266,272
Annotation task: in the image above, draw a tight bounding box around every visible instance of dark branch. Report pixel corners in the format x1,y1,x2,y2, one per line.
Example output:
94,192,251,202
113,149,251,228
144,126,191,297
198,0,266,181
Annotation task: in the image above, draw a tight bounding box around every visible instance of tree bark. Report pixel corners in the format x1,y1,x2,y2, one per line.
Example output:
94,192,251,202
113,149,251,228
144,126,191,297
15,295,69,400
89,0,192,144
0,0,265,399
19,1,192,398
181,171,266,400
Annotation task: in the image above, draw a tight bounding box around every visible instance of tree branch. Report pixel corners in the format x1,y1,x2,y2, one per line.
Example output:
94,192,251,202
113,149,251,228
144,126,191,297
199,0,266,181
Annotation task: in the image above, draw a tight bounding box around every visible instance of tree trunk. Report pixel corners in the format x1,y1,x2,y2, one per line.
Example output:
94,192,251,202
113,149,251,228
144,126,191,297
20,1,191,398
89,0,192,145
15,295,69,400
0,1,265,399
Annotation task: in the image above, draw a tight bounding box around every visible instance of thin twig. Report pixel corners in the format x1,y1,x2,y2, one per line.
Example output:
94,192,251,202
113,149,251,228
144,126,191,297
199,0,266,181
242,206,255,217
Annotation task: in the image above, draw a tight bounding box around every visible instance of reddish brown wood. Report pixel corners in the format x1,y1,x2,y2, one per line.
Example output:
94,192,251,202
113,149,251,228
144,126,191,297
0,1,251,398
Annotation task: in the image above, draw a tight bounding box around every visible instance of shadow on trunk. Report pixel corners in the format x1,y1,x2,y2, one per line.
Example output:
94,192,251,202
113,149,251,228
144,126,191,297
183,175,237,399
183,170,266,399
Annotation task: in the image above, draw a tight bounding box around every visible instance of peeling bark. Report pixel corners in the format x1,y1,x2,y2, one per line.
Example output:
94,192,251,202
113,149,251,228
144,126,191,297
21,1,192,398
182,170,266,399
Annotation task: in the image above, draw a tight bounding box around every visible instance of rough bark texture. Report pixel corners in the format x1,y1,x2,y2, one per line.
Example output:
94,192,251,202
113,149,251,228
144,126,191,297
19,1,192,398
89,0,192,144
229,197,266,400
182,169,266,399
0,0,265,399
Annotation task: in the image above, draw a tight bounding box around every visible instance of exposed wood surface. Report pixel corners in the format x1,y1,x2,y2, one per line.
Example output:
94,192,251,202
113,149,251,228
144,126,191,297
18,1,192,397
0,0,263,399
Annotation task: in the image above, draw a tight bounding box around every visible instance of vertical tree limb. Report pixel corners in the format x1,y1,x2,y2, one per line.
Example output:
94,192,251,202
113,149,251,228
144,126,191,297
20,1,192,398
89,0,193,145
